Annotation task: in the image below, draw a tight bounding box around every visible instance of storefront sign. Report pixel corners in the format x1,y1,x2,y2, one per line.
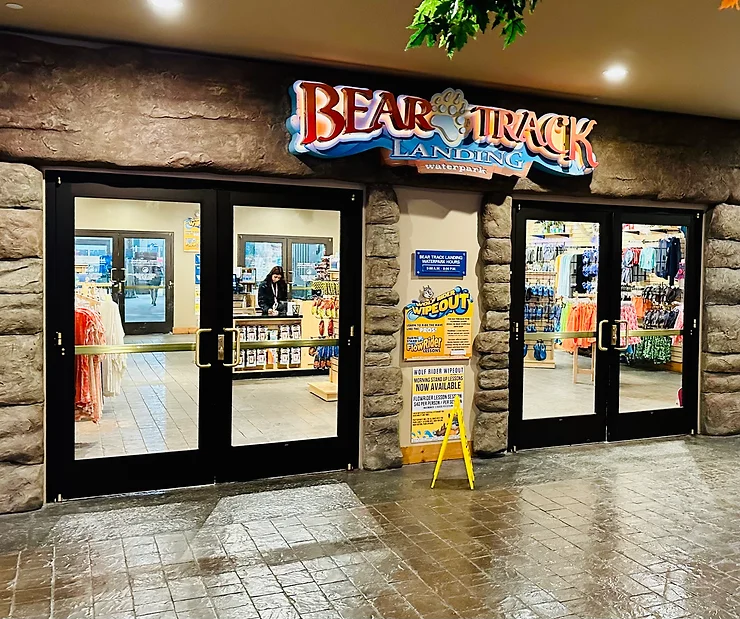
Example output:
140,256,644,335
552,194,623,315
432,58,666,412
288,81,598,180
415,250,467,277
184,216,200,252
411,365,464,444
194,253,201,285
403,286,473,361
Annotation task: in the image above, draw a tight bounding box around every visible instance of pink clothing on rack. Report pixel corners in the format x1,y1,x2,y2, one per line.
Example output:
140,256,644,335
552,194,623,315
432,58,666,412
621,302,641,345
74,306,105,423
673,305,684,346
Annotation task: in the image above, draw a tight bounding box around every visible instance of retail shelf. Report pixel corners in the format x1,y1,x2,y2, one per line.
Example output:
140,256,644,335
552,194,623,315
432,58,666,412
233,315,303,321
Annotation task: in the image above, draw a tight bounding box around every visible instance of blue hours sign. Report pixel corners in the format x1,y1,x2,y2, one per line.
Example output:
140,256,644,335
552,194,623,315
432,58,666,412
415,251,467,277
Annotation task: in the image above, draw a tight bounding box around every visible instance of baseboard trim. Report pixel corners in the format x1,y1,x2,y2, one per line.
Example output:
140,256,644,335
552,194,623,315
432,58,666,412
401,441,472,465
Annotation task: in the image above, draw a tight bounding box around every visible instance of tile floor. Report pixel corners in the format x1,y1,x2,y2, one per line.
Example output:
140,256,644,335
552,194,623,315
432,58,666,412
123,294,167,325
524,350,682,419
3,436,740,618
75,336,336,460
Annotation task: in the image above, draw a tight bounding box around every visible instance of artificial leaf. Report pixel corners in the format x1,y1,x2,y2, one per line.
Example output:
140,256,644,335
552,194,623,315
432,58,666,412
720,0,740,8
407,24,433,49
406,0,541,56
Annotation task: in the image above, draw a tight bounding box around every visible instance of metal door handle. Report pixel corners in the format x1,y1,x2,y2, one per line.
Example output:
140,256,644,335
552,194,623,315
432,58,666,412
223,327,240,368
615,319,629,351
597,319,609,351
195,328,212,368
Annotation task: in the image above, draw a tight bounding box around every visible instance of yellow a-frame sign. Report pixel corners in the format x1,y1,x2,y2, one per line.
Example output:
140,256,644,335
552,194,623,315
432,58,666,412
430,395,475,490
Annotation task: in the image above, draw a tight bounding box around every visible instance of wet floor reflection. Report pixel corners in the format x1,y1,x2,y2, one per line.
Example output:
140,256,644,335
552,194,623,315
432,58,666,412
1,436,738,618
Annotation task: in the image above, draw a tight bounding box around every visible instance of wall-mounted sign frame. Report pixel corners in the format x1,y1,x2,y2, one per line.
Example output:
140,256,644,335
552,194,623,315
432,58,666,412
411,365,464,444
415,250,467,277
288,81,598,180
403,286,473,361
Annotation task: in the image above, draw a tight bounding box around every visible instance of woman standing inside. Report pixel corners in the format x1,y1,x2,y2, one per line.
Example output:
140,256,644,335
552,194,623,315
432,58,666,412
258,266,288,315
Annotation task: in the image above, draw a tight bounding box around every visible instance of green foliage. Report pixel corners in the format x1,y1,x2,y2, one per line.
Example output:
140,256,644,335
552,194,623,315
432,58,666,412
406,0,541,57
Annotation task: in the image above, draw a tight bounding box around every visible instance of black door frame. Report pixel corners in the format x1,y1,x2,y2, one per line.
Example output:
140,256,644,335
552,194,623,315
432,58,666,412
605,208,701,441
45,171,362,501
510,200,701,450
217,189,362,482
509,203,612,449
75,228,175,335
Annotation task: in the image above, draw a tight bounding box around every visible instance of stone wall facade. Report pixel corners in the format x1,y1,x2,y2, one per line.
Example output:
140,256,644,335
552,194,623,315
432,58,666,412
362,187,403,470
3,32,740,202
473,196,512,455
2,31,740,512
0,163,44,513
702,204,740,435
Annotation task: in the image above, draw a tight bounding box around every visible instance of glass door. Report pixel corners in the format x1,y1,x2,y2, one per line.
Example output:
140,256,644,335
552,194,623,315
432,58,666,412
605,210,700,440
217,188,361,482
511,203,701,450
290,238,333,300
120,233,174,334
48,175,362,500
510,205,612,449
48,179,218,500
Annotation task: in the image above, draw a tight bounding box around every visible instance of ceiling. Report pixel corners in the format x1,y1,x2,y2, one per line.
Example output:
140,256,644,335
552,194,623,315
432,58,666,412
2,0,740,119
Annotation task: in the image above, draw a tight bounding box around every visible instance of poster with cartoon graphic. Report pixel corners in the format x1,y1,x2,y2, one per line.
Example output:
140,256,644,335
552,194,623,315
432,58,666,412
183,216,200,252
411,366,464,444
403,286,473,361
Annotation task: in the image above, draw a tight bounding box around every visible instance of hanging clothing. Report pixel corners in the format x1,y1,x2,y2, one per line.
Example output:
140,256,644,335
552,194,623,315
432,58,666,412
638,246,656,272
556,254,574,298
561,302,597,351
74,305,106,423
100,296,126,397
673,305,685,346
633,296,652,319
620,302,641,345
574,254,589,294
621,249,635,284
665,237,682,285
633,337,672,364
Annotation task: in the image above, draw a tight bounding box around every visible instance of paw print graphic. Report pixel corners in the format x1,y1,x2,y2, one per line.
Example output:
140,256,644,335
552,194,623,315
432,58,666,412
429,88,469,147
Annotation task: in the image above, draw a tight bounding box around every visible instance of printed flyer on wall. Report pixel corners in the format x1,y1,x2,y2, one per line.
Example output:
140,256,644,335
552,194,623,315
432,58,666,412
184,216,200,252
403,286,473,361
411,365,464,444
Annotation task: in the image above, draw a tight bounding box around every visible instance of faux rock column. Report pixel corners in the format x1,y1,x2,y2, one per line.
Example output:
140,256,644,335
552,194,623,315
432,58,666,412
702,203,740,435
362,186,403,470
473,195,512,455
0,163,44,513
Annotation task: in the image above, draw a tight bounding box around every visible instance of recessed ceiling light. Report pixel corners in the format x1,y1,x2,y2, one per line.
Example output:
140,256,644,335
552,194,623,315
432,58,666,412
148,0,183,16
602,65,628,83
5,3,24,9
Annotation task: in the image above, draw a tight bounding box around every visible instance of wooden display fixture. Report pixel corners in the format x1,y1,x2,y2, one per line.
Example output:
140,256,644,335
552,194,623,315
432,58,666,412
232,314,306,373
573,343,596,383
308,381,338,402
524,342,556,369
308,357,338,402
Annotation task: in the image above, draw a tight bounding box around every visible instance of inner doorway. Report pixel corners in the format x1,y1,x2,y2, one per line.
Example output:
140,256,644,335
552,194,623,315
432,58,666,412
46,173,362,500
75,227,175,335
510,201,701,449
